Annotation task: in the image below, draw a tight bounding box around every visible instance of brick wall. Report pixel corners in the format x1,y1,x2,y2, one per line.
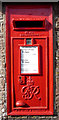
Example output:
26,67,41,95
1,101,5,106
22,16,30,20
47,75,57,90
0,2,59,120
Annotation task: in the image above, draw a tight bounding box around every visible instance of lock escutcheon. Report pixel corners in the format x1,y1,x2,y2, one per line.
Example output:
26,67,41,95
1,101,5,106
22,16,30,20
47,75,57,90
18,76,25,85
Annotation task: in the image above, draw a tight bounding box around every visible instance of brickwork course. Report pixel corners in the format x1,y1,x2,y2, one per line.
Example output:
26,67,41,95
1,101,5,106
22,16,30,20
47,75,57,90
0,2,59,120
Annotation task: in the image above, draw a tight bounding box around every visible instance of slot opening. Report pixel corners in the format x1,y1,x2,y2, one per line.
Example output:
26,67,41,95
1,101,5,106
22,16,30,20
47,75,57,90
13,20,45,30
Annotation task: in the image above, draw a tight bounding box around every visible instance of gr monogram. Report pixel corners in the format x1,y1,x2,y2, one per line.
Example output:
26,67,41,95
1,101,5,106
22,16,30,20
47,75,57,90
21,76,41,100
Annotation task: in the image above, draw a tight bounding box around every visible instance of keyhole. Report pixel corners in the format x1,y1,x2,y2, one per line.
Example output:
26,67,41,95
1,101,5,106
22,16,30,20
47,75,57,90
19,76,23,84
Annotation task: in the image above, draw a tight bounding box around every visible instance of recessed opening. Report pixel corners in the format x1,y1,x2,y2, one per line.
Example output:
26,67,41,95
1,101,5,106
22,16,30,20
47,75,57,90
26,38,31,45
13,20,44,28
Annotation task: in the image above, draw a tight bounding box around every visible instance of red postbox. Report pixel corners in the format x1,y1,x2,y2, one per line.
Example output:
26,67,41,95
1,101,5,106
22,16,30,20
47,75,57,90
6,4,53,115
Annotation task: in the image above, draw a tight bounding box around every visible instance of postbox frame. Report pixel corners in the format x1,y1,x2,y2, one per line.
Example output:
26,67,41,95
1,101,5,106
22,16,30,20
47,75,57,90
6,4,53,115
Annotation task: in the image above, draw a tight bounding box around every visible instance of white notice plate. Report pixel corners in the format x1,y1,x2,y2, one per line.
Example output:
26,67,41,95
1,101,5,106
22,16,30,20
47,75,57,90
20,46,38,74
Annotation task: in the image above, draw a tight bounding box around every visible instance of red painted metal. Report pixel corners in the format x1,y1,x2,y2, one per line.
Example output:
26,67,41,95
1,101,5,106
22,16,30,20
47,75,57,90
6,4,53,115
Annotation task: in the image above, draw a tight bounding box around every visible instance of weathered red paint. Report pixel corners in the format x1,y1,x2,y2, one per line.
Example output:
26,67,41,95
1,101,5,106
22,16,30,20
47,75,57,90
6,4,53,115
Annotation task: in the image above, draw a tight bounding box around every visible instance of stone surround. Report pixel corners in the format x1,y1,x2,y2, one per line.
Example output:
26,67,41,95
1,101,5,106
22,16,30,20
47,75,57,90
0,2,59,120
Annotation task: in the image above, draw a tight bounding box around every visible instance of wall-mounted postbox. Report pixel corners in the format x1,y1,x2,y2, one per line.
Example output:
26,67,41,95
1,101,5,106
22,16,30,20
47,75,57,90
6,4,53,115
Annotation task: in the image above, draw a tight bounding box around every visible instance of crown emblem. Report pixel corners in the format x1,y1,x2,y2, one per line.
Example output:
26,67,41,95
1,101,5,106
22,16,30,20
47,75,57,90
27,76,34,86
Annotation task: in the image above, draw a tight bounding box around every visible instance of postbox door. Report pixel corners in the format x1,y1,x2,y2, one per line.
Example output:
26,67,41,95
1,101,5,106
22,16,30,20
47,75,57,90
12,37,48,109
